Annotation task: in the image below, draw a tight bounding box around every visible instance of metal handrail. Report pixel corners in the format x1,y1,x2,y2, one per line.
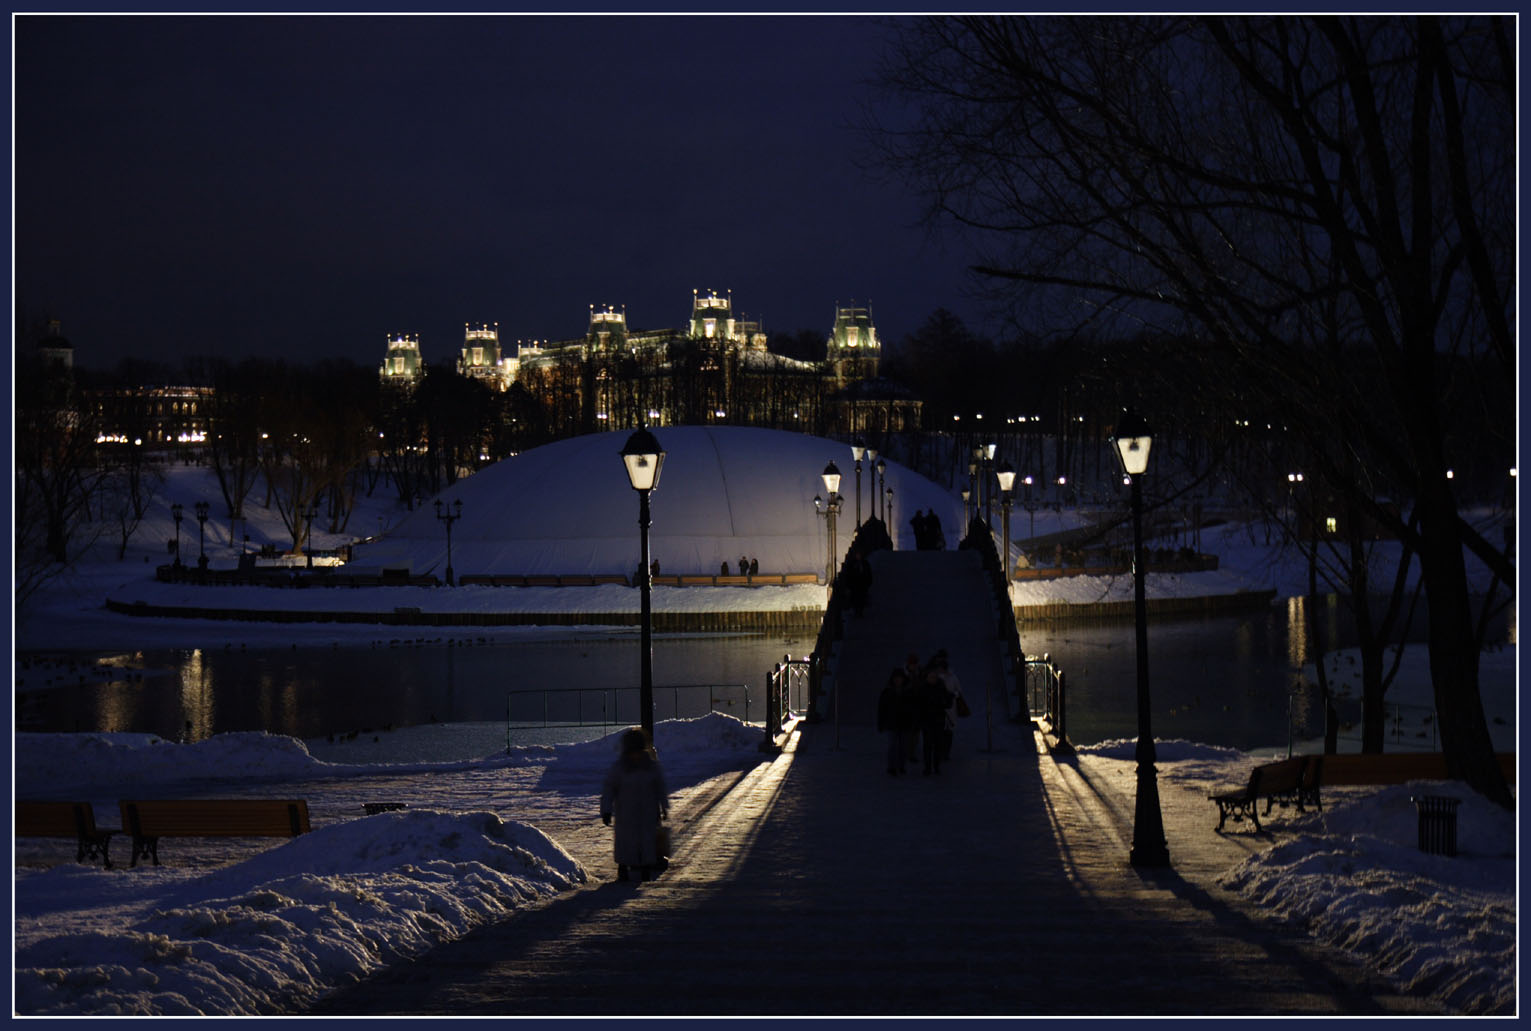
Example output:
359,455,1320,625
504,683,750,751
1023,655,1068,743
808,516,893,748
763,656,813,749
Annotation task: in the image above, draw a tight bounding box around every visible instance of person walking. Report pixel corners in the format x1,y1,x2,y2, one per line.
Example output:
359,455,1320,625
917,666,953,775
843,547,873,616
599,727,670,882
900,653,923,762
877,668,913,776
929,649,965,762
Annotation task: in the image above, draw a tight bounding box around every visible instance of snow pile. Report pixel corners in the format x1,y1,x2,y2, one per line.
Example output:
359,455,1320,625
1218,784,1516,1015
14,810,586,1016
14,713,765,1017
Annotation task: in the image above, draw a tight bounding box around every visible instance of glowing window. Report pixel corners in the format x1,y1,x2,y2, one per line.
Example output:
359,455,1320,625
1325,517,1338,534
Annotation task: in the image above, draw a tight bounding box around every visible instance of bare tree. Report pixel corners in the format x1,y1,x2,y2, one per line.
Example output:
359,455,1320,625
873,15,1514,804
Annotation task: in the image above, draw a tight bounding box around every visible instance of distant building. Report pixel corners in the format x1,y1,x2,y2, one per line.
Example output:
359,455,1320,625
371,289,923,438
379,332,425,387
36,319,75,372
825,304,880,387
90,385,214,449
456,322,514,391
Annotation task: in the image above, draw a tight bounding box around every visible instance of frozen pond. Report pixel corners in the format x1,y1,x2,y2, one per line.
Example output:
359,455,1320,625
15,596,1514,757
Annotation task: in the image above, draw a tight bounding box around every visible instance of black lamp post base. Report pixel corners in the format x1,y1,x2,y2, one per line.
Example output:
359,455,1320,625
1129,761,1171,867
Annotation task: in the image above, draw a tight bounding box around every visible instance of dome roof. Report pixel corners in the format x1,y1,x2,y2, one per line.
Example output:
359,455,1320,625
353,425,964,579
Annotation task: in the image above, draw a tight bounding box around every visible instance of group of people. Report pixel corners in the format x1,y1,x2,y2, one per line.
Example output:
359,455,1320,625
722,557,761,576
909,509,947,551
876,649,966,776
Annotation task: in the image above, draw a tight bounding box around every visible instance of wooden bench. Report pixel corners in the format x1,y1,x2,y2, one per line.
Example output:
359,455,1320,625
1209,756,1323,832
16,801,119,868
781,573,820,585
119,799,311,867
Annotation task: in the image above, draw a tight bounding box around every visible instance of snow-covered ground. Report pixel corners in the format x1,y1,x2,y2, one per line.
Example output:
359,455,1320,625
12,714,1516,1016
12,444,1519,1016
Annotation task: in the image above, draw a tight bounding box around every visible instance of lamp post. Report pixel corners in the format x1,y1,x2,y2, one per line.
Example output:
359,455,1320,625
961,488,971,525
984,442,998,526
884,486,894,547
967,452,979,526
851,439,866,528
194,501,209,570
997,461,1016,586
433,498,462,586
620,427,665,743
874,457,886,523
821,461,843,583
171,503,184,568
1114,410,1168,868
1023,475,1036,540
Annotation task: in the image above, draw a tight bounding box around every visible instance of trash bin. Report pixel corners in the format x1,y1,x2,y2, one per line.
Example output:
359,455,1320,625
1411,794,1461,857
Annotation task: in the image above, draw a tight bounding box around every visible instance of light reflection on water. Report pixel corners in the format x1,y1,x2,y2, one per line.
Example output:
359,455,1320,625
16,597,1514,754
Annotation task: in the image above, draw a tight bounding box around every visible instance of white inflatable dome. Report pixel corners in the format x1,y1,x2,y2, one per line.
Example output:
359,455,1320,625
352,425,965,580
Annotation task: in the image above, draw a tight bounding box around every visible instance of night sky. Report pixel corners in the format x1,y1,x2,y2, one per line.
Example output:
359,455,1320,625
15,14,984,374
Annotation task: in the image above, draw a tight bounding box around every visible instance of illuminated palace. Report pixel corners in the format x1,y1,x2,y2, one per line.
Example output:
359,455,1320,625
379,290,921,437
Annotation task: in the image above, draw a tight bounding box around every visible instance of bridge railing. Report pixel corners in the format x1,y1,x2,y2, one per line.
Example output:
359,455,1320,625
958,516,1026,726
1023,655,1068,745
807,516,893,740
763,657,814,750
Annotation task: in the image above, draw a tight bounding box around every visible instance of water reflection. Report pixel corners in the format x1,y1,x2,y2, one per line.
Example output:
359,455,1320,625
15,597,1514,753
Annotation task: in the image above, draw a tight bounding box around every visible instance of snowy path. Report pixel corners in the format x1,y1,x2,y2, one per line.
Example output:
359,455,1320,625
307,719,1437,1016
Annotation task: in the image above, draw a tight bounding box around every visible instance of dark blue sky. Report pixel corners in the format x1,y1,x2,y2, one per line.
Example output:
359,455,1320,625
15,14,985,373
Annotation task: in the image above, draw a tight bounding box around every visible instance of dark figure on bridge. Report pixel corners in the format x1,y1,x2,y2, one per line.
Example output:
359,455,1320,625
918,667,954,775
721,561,730,576
749,557,759,575
739,556,749,575
927,510,945,550
929,649,965,761
910,510,929,550
600,727,670,883
901,653,924,761
842,548,873,616
877,668,915,776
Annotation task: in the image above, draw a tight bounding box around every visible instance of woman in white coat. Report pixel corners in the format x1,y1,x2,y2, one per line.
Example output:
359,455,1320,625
600,727,670,882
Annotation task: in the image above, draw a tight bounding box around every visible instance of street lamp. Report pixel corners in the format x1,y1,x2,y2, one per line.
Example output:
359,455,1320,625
1023,475,1036,540
433,498,462,586
961,488,971,525
996,461,1016,586
620,427,665,743
194,501,209,570
874,456,886,523
968,454,980,526
821,461,843,583
884,486,894,546
1113,410,1168,868
171,503,184,568
850,439,866,528
984,442,998,526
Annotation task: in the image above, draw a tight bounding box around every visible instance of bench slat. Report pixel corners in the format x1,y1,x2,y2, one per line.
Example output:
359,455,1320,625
120,799,311,867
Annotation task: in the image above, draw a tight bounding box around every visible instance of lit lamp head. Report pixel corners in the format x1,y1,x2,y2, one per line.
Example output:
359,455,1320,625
874,457,885,478
1112,410,1153,478
851,439,866,463
996,461,1017,495
985,442,998,461
822,461,842,497
620,427,666,492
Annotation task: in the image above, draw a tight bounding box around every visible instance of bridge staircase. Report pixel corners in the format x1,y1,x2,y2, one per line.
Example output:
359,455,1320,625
813,547,1020,752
